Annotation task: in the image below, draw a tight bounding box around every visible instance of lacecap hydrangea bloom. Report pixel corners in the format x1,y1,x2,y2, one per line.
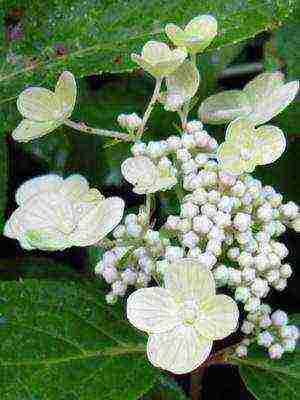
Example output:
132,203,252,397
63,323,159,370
127,259,239,374
4,174,124,250
13,71,77,142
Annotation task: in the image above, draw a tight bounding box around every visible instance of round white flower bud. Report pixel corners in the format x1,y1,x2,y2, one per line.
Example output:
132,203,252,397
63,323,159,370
165,246,184,261
193,131,210,147
181,202,199,218
136,271,151,287
105,291,118,305
218,195,233,213
235,345,248,358
268,344,284,359
219,171,236,187
186,120,203,134
257,204,273,222
166,215,181,230
269,193,283,208
213,211,231,228
241,321,255,334
259,315,272,329
202,170,217,187
206,239,222,256
195,153,209,167
271,242,289,259
251,278,269,298
227,268,242,286
241,193,253,207
182,133,196,149
259,304,272,315
113,224,126,239
167,136,182,151
255,231,270,243
272,278,287,291
208,226,225,241
112,280,127,296
257,331,274,347
182,231,199,248
238,252,253,268
176,148,192,162
125,214,138,225
227,247,240,261
265,269,280,284
102,251,118,267
291,217,300,232
102,266,118,284
236,231,253,246
271,310,288,326
182,160,198,175
244,297,261,313
95,261,105,275
118,113,142,131
213,264,229,286
279,264,293,279
131,142,147,156
268,253,281,268
191,188,208,205
282,339,297,352
281,202,298,219
126,223,143,238
201,204,217,218
231,181,246,197
121,268,137,285
253,254,269,272
233,213,251,232
235,287,251,303
178,218,192,233
193,215,213,234
145,229,160,244
207,190,221,205
147,141,168,158
242,267,256,283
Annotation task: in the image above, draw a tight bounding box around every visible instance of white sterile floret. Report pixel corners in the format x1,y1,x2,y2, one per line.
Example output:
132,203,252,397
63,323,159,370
235,287,250,303
121,156,177,194
280,264,292,279
271,310,288,326
4,174,124,251
235,345,248,358
165,246,184,261
257,331,274,347
194,131,210,147
213,264,229,286
280,202,298,219
182,231,199,248
181,202,200,219
186,120,203,134
233,213,251,232
241,321,255,334
268,344,284,359
126,259,239,374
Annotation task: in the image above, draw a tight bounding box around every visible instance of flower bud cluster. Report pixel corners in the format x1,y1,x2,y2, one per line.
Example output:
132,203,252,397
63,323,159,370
95,210,171,303
235,306,299,359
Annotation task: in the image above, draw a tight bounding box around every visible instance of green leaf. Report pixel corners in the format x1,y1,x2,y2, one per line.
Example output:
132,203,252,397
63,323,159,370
0,256,77,281
143,375,188,400
0,132,8,230
231,314,300,400
0,279,158,399
0,0,295,106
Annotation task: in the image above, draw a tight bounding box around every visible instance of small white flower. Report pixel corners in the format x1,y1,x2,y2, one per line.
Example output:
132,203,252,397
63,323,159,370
186,120,203,134
121,269,138,285
127,259,239,374
118,113,142,132
268,343,284,359
271,310,288,326
279,264,292,279
121,156,177,194
4,174,124,250
257,331,274,347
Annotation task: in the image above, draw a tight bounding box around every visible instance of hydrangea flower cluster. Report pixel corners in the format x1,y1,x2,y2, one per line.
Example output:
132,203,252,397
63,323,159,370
5,12,299,375
236,306,299,360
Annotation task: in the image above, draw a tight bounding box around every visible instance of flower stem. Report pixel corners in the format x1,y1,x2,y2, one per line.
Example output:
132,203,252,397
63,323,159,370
64,119,133,142
137,78,162,139
145,193,152,221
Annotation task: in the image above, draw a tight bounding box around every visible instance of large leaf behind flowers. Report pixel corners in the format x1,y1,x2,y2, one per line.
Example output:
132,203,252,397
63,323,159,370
231,314,300,400
0,0,295,105
0,279,158,399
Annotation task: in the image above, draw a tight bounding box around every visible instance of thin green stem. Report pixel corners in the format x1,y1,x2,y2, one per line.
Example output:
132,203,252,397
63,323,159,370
145,193,152,221
137,78,162,139
64,119,133,142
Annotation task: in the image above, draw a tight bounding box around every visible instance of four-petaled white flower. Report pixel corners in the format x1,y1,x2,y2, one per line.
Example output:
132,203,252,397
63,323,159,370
165,15,218,54
131,41,187,78
127,259,239,374
217,118,286,175
4,174,124,250
121,156,177,194
12,71,77,142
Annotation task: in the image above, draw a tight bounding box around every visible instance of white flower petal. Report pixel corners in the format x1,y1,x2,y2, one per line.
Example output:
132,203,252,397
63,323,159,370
165,258,215,302
194,295,239,340
243,72,284,105
142,41,172,63
147,325,212,374
17,87,63,121
15,174,63,206
127,287,180,334
166,61,200,102
24,228,70,251
55,71,77,117
121,156,157,192
60,174,89,201
70,197,124,246
12,119,60,142
255,125,286,165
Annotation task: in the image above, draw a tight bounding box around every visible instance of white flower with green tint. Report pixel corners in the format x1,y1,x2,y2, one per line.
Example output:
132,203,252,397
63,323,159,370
127,259,239,374
217,118,286,175
131,41,187,78
199,72,299,125
165,15,218,54
121,156,177,194
12,71,77,142
160,60,200,111
4,174,124,250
